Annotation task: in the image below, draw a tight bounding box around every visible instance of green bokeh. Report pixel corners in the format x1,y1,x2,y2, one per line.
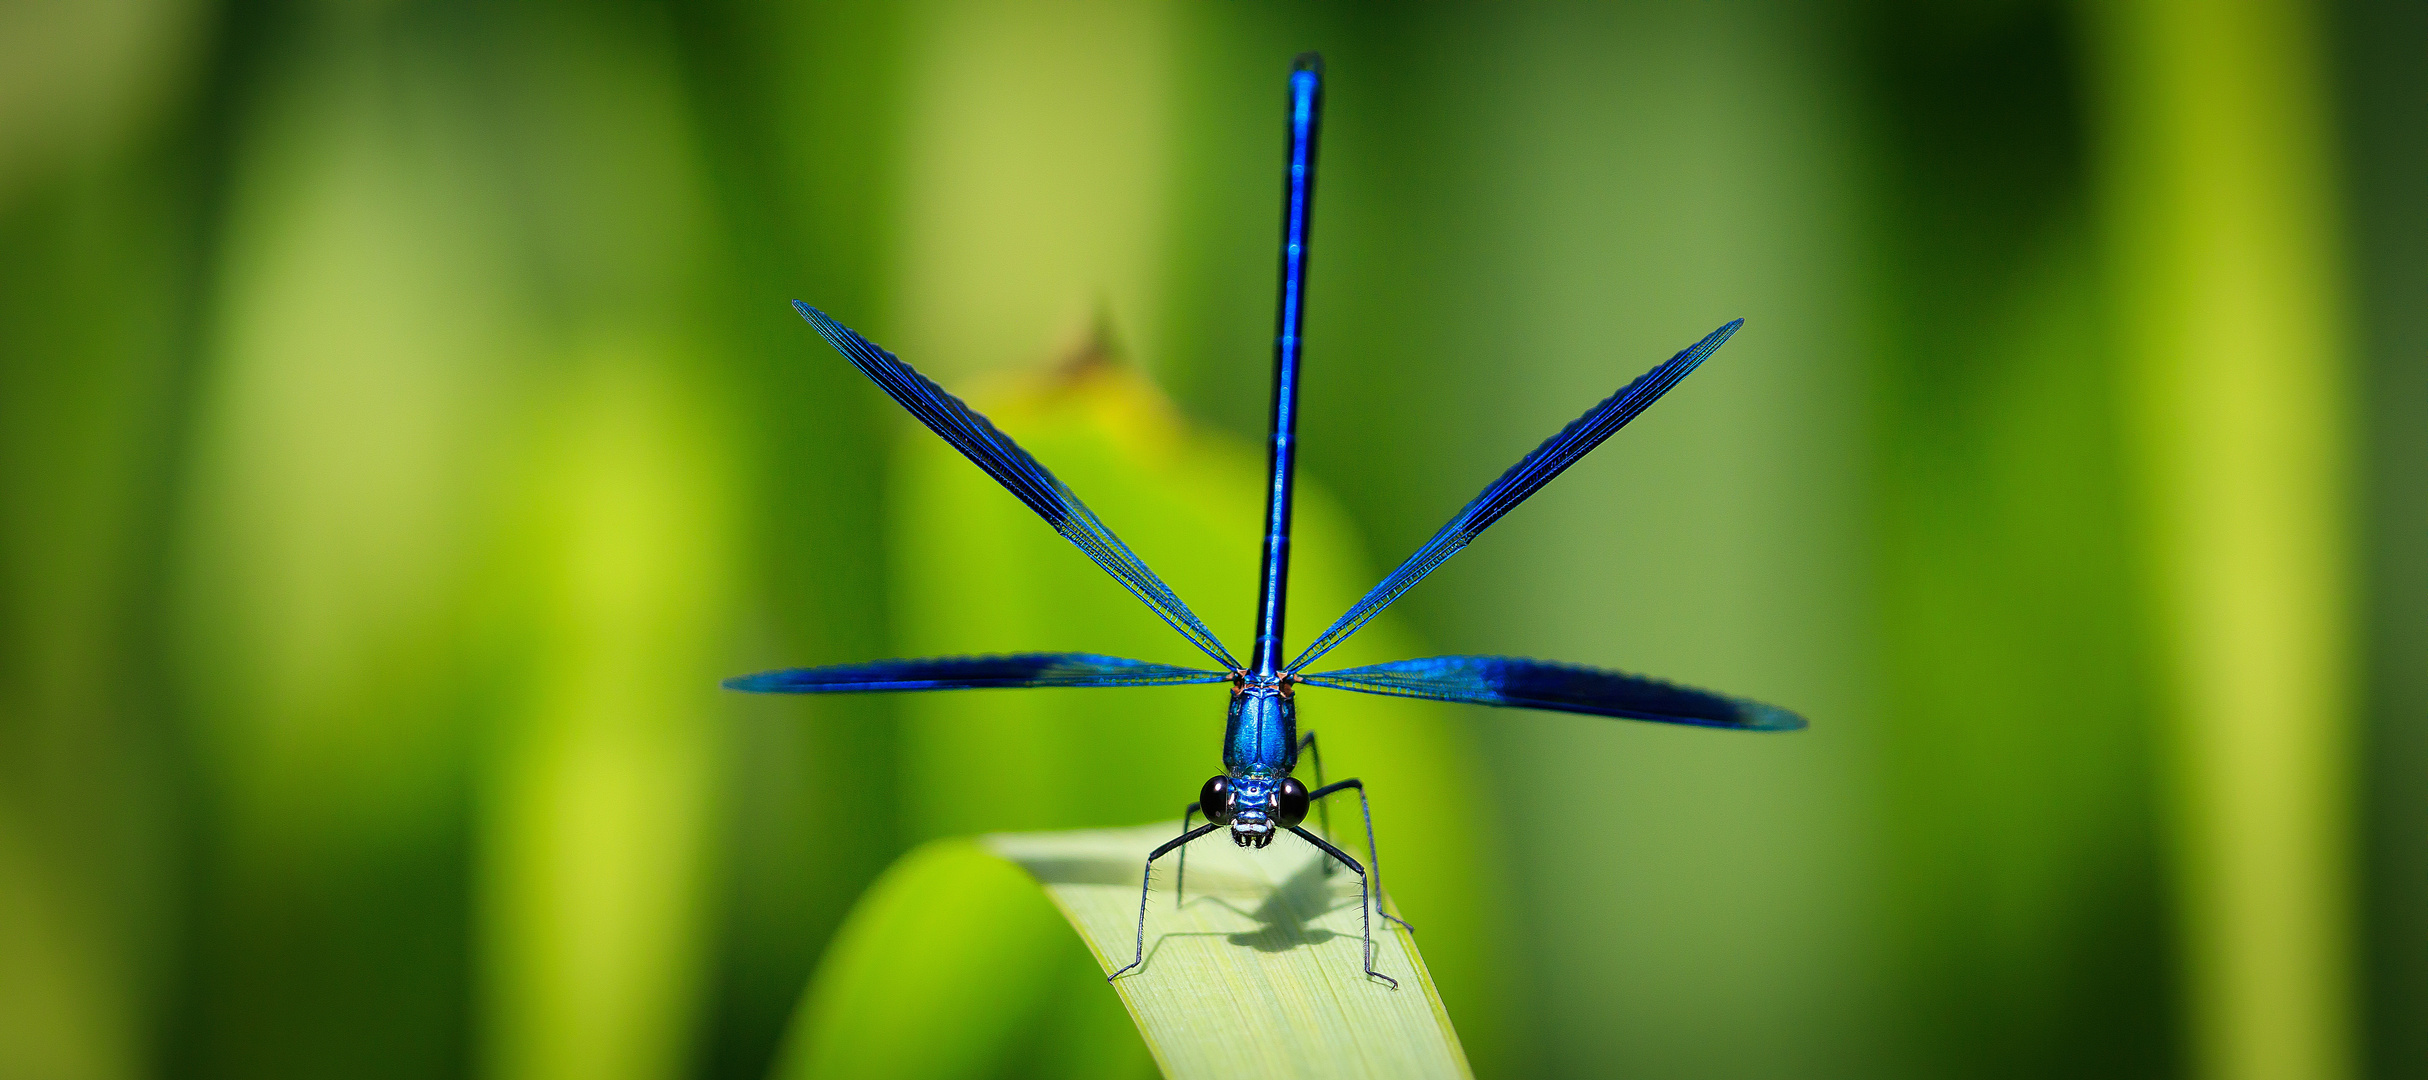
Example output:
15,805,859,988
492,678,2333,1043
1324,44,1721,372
1,1,2418,1079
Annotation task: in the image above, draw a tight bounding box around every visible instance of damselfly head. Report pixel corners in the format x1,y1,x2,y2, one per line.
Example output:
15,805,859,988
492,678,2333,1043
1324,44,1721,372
1203,773,1309,848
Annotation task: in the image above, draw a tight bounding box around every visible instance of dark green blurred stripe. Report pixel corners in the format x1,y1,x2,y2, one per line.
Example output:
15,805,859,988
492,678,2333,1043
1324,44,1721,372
0,126,199,1080
661,5,906,1080
1857,4,2175,1077
168,5,506,1076
1,3,296,1079
2341,0,2428,1076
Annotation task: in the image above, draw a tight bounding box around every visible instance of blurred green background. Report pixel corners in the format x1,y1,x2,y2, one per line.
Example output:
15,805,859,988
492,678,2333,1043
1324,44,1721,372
3,1,2422,1078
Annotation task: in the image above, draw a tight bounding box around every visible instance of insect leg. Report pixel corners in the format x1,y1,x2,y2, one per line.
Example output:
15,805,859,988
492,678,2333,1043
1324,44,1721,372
1295,730,1333,845
1309,778,1413,933
1287,825,1398,989
1176,801,1200,908
1110,820,1223,981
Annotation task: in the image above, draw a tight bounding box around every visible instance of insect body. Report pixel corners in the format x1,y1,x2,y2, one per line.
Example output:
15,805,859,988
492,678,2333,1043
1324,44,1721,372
726,53,1804,989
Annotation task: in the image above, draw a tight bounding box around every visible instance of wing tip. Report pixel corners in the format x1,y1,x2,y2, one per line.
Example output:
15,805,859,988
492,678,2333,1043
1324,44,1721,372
792,300,854,344
793,299,841,333
795,302,894,377
1739,702,1808,731
723,672,775,693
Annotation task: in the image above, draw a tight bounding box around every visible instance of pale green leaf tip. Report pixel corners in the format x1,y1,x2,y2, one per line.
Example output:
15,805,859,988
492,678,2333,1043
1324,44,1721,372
983,824,1473,1080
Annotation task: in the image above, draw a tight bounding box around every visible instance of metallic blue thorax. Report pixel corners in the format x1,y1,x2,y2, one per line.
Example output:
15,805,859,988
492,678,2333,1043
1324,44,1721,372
1223,681,1299,776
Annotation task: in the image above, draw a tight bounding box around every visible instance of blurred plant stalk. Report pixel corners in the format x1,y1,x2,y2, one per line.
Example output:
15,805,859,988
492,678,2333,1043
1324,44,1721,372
2087,1,2356,1078
169,5,760,1080
171,11,524,1079
0,4,203,1075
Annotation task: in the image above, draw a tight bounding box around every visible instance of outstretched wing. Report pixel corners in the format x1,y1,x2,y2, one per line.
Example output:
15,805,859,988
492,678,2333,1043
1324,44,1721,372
1301,655,1803,731
799,302,1240,671
725,653,1231,694
1286,320,1742,673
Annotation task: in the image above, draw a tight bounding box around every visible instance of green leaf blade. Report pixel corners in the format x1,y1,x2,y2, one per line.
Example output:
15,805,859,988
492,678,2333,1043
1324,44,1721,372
987,825,1470,1080
776,830,1470,1080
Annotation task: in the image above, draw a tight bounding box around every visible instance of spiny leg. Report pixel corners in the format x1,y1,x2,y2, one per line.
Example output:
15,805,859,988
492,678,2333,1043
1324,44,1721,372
1310,778,1414,933
1175,801,1200,908
1287,825,1398,989
1110,821,1222,980
1295,730,1333,846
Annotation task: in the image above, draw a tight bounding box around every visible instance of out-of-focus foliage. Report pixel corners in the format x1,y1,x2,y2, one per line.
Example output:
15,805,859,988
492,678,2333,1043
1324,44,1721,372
0,0,2419,1079
2086,3,2357,1077
1859,7,2168,1076
2342,2,2428,1076
770,839,1145,1080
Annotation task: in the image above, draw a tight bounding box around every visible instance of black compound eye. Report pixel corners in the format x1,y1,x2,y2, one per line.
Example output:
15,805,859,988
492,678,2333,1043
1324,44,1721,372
1199,775,1235,824
1273,777,1310,828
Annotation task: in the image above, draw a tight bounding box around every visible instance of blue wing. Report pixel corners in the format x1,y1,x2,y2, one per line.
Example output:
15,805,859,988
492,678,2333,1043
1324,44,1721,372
725,653,1232,694
798,302,1241,671
1300,655,1804,731
1286,320,1742,673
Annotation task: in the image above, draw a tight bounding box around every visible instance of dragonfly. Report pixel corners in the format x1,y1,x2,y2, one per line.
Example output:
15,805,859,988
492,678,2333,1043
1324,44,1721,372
725,52,1806,990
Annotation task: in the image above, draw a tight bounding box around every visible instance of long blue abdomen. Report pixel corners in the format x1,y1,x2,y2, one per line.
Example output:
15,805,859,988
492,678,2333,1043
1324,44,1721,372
1251,55,1324,681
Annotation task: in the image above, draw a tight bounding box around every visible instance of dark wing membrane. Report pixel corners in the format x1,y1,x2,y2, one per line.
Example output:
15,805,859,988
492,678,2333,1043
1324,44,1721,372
725,653,1231,694
798,302,1241,671
1301,654,1804,731
1286,320,1741,674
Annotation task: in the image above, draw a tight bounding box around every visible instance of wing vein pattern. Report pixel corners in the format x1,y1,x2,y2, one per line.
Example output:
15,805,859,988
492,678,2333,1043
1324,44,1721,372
1302,654,1804,731
726,653,1231,694
799,302,1241,671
